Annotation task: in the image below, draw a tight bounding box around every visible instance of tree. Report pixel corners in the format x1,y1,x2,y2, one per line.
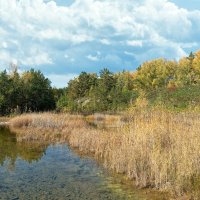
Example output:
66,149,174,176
134,59,177,92
9,70,24,113
0,71,12,115
192,50,200,84
21,69,55,112
112,71,138,110
96,68,116,111
57,72,98,112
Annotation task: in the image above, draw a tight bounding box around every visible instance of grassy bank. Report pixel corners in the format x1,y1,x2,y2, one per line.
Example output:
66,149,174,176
9,110,200,199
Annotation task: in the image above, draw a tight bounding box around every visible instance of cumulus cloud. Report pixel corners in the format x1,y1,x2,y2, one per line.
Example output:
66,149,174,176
0,0,200,86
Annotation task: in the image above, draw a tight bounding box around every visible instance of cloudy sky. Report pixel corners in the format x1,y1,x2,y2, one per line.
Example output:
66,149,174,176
0,0,200,87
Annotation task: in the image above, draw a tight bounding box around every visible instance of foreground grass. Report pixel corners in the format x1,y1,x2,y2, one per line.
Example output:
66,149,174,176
9,110,200,199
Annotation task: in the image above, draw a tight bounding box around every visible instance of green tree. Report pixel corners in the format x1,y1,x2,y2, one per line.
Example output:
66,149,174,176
22,69,55,112
112,71,138,110
0,71,12,115
9,70,24,113
96,68,116,111
57,72,98,112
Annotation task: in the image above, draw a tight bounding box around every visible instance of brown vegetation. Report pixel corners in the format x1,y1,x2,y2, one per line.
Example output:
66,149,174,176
0,116,11,122
9,113,87,143
9,110,200,199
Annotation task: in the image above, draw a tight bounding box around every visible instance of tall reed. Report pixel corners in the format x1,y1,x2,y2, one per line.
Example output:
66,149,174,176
9,113,88,142
9,110,200,198
69,110,200,198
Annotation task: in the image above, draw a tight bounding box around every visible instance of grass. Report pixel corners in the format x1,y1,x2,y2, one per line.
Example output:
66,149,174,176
8,110,200,199
9,113,88,143
0,116,11,122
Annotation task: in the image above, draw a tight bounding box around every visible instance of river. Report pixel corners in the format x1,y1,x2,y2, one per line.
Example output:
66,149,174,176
0,127,167,200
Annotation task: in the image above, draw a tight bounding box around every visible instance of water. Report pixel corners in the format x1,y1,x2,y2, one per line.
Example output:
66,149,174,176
0,127,167,200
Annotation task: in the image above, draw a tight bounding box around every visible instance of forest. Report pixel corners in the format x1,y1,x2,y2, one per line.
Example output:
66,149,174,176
1,51,200,115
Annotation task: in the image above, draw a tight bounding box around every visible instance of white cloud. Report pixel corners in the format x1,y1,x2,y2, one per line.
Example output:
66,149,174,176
100,39,111,45
0,47,52,66
0,0,200,87
21,52,53,66
127,40,143,47
124,51,135,57
38,29,63,40
2,42,8,48
87,54,99,61
0,51,12,64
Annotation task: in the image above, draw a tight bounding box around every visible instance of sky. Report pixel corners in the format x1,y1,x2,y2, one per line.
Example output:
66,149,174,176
0,0,200,88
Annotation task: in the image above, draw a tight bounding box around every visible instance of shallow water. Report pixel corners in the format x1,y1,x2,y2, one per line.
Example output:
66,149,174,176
0,127,167,200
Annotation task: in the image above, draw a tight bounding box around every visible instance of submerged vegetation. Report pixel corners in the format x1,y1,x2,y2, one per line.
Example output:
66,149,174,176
0,127,47,166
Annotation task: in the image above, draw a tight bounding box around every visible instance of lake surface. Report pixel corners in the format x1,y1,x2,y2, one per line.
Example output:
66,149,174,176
0,127,166,200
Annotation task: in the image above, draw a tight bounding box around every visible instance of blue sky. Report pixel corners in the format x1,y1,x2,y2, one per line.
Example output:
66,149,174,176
0,0,200,87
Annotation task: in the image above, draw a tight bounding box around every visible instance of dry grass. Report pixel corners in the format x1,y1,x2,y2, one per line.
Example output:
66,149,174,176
9,110,200,199
0,116,11,122
9,113,88,143
86,113,125,128
69,110,200,199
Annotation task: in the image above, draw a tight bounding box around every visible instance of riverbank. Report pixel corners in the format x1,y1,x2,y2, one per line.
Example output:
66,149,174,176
0,127,170,200
8,110,200,199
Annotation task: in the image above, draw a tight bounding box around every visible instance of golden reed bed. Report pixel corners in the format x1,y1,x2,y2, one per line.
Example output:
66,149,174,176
9,110,200,199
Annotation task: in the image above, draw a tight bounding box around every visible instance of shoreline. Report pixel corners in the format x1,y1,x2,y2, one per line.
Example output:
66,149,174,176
7,111,200,199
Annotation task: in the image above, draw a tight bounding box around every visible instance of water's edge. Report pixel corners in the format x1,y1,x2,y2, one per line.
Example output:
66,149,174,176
0,126,169,200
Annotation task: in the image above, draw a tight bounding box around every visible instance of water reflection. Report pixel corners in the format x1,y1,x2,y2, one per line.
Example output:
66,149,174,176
0,127,167,200
0,127,47,168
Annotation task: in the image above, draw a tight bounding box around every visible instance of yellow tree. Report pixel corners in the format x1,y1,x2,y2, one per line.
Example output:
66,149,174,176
134,58,177,92
192,50,200,84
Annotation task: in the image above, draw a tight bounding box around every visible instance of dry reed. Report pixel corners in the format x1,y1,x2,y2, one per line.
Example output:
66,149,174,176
9,110,200,199
9,113,88,143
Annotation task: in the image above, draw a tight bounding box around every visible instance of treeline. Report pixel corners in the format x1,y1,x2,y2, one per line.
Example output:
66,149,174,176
1,50,200,115
57,69,138,113
0,69,56,115
134,51,200,110
58,51,200,112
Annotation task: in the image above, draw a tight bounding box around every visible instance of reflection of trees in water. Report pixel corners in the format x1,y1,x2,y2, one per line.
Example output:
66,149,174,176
0,127,47,169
